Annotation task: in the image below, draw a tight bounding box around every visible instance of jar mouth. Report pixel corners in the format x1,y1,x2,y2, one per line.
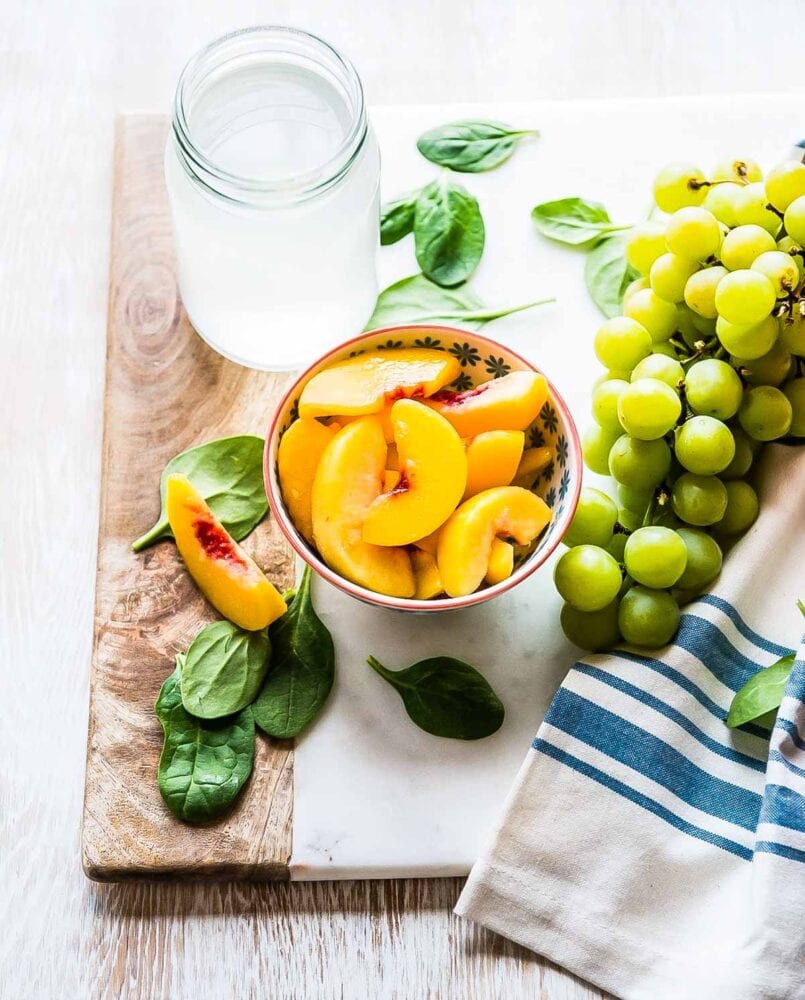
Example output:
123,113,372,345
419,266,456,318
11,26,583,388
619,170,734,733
171,25,368,204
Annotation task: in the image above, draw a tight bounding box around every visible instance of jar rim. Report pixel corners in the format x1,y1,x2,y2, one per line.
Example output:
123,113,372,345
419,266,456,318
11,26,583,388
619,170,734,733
171,25,368,202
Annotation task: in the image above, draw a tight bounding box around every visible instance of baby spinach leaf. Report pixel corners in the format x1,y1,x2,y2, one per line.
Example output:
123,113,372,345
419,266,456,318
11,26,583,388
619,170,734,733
531,197,628,246
253,566,335,739
132,435,267,552
417,120,538,173
726,652,795,729
180,621,271,720
381,191,419,245
367,655,504,740
364,274,553,332
155,661,255,824
585,232,639,317
414,175,485,287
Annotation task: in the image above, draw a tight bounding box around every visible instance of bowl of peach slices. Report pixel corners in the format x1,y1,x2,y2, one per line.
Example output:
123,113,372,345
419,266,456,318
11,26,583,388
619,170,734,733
265,326,581,611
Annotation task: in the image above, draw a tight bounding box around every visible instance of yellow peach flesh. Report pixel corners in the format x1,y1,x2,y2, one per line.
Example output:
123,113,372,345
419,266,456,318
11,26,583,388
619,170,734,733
463,430,525,500
427,371,549,438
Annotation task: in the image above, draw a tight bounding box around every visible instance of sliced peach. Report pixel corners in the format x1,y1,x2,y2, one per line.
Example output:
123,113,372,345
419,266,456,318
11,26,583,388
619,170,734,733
311,417,414,597
485,538,515,585
427,371,549,438
437,486,552,597
339,402,396,442
463,430,525,500
166,474,287,630
278,418,339,544
299,350,460,419
513,446,553,486
412,549,444,600
383,469,401,492
412,528,440,555
362,399,468,547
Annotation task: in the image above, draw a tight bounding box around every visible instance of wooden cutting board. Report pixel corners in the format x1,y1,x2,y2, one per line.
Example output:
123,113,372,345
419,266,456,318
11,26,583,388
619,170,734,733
81,115,295,881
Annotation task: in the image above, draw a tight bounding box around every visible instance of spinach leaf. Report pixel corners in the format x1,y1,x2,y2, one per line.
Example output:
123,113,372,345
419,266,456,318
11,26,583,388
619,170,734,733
180,621,271,720
253,566,335,739
132,435,267,552
381,191,419,245
531,197,628,246
155,661,255,824
364,274,553,332
414,175,485,287
367,655,504,740
585,232,639,317
417,120,538,173
726,652,795,729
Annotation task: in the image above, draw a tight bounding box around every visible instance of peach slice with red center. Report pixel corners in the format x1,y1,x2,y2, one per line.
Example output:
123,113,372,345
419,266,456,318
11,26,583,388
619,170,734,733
299,349,460,420
437,486,551,597
311,417,415,597
278,417,339,544
463,430,525,500
362,399,468,547
166,474,287,630
427,371,549,438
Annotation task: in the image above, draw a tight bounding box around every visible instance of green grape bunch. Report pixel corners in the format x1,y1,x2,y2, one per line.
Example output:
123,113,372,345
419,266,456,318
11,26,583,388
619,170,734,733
557,155,805,653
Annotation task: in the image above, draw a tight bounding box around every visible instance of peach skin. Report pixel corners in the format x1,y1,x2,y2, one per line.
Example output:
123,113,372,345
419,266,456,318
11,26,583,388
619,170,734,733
311,416,415,597
166,474,287,630
463,430,525,500
278,417,338,544
298,349,460,419
427,371,548,438
437,486,552,597
362,399,468,547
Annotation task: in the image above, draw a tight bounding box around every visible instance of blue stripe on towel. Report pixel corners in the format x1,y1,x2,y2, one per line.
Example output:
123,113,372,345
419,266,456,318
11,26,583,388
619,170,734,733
675,615,769,691
533,738,752,861
574,664,767,773
754,840,805,864
694,595,793,657
540,688,763,831
769,749,805,780
615,651,731,719
759,784,805,833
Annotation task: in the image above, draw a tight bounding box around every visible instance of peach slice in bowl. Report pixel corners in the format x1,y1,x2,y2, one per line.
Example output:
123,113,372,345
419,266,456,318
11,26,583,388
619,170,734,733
264,326,582,612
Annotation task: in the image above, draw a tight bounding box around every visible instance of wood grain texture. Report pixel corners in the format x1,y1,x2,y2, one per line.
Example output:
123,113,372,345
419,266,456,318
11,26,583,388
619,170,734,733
6,0,801,996
82,115,294,881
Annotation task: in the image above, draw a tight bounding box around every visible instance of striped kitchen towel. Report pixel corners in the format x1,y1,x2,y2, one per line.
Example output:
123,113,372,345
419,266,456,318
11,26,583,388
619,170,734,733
456,443,805,1000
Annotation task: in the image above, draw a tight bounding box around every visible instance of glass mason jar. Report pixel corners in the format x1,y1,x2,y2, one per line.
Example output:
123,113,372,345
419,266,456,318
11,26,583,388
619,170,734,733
165,26,380,370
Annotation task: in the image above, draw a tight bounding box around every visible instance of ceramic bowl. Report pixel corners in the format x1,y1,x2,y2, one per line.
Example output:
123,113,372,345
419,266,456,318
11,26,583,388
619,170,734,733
264,325,581,612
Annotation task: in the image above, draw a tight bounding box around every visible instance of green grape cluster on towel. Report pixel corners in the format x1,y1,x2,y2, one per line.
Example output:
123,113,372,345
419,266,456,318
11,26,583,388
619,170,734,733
557,155,805,652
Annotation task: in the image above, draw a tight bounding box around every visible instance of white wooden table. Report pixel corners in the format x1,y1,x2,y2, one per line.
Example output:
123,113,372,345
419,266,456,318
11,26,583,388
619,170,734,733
2,2,803,997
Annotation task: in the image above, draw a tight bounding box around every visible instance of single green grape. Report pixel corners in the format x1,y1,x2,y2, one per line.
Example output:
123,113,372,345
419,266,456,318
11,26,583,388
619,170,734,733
617,482,654,514
553,545,623,613
674,416,735,475
733,182,782,235
607,532,628,562
783,378,805,436
714,269,776,325
560,600,621,652
676,528,723,590
711,157,763,184
676,304,702,347
609,435,672,489
720,224,777,271
624,288,679,343
671,473,728,525
653,162,707,213
631,353,684,389
766,161,805,212
617,378,681,440
625,222,668,275
738,385,793,440
715,314,778,360
624,526,688,588
784,195,805,244
622,276,650,306
618,586,680,648
593,368,633,387
582,423,623,475
617,507,642,532
593,316,653,371
779,312,805,355
751,251,800,298
592,378,630,430
715,481,759,536
684,265,727,319
650,252,700,303
564,487,618,547
651,340,680,359
684,358,743,418
776,236,805,280
665,207,722,262
731,340,793,386
720,427,754,479
702,183,742,228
